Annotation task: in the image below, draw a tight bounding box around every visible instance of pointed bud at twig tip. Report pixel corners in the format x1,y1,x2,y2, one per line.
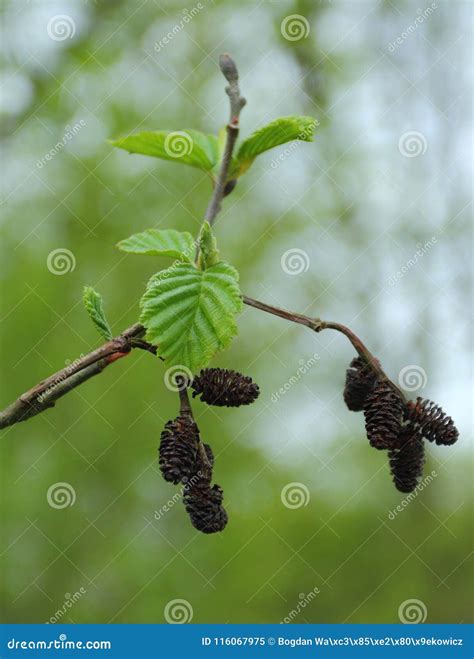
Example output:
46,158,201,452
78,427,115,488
219,53,239,83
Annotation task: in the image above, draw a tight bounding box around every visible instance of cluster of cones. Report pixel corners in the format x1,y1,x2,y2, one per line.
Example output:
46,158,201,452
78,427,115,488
158,368,259,533
343,357,459,493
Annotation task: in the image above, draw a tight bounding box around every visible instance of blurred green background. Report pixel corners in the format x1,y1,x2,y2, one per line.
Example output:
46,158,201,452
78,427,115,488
0,0,472,625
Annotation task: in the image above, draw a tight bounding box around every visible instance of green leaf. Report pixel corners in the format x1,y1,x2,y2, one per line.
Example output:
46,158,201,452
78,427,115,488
198,222,219,270
117,229,195,261
231,115,318,177
139,262,243,373
83,287,113,341
110,129,219,171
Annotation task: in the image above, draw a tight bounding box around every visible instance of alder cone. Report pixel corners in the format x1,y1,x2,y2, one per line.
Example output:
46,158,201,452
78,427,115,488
404,397,459,446
343,357,378,412
183,483,228,534
158,414,199,484
389,426,425,493
191,368,260,407
363,380,404,450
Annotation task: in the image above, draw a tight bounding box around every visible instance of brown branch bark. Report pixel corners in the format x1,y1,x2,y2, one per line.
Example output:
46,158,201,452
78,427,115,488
243,295,398,390
195,54,246,261
0,324,153,430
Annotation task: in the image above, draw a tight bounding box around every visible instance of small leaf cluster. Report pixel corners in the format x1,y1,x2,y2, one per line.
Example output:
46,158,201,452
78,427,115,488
81,113,317,373
109,115,317,183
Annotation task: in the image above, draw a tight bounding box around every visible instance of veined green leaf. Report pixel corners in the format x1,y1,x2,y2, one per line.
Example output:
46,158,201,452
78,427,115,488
198,222,219,270
231,115,318,177
139,262,243,373
110,129,219,171
83,287,113,340
117,229,195,261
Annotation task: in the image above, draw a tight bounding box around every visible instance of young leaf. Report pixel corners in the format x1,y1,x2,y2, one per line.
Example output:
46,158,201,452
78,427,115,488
83,287,113,341
139,262,243,373
231,115,318,177
198,222,219,270
110,130,219,171
117,229,195,261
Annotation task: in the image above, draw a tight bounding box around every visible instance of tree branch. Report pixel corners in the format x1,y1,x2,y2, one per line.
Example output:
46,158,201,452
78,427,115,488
0,291,404,431
243,295,396,388
200,54,246,234
2,54,248,433
0,53,403,432
0,324,155,430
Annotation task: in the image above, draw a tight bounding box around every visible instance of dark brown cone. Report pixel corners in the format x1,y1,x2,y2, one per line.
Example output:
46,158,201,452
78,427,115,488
343,357,378,412
183,483,228,534
363,380,404,450
158,414,199,484
404,397,459,446
191,368,260,407
389,425,425,493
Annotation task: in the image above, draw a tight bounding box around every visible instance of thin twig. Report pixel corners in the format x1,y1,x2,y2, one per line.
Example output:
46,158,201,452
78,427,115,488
243,295,395,388
242,295,323,332
0,324,151,430
196,54,246,261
